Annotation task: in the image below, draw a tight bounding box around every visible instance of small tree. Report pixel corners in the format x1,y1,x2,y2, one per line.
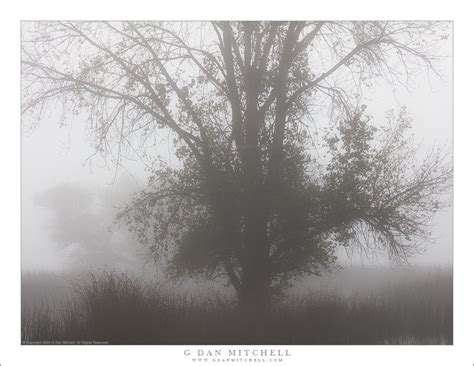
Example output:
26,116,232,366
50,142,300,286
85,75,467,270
22,21,452,322
34,180,141,270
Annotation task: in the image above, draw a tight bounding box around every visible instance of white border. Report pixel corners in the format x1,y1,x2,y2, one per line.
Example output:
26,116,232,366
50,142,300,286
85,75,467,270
2,1,472,365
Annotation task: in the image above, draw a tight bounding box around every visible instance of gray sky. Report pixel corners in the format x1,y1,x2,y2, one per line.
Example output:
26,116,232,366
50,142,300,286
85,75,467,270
21,23,452,271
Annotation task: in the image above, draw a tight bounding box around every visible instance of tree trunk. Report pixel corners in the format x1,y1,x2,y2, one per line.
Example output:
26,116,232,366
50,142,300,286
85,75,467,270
239,262,270,318
236,26,272,341
238,205,271,342
238,274,270,342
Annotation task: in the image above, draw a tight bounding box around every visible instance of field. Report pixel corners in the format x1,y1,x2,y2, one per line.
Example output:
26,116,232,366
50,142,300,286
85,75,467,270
21,266,452,345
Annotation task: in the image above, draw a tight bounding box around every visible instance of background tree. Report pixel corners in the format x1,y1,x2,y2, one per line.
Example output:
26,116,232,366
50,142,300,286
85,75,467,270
34,179,141,271
22,21,452,322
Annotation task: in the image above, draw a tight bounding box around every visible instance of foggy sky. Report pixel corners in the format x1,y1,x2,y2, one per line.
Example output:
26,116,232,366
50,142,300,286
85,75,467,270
21,24,453,272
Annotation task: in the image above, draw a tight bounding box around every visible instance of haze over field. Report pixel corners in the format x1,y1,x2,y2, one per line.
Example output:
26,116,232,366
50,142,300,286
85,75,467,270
22,48,452,273
20,21,452,345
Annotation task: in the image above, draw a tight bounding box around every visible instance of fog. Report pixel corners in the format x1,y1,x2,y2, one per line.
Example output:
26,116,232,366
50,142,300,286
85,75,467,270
19,21,454,347
21,25,452,274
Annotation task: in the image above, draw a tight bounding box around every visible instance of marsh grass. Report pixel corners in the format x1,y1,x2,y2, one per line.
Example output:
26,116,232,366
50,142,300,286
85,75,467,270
21,268,452,345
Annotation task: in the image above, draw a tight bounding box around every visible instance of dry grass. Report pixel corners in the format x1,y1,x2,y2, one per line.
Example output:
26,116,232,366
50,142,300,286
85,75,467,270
21,267,452,345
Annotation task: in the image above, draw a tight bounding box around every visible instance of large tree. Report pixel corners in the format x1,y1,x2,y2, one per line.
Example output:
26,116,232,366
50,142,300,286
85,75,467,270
22,21,452,321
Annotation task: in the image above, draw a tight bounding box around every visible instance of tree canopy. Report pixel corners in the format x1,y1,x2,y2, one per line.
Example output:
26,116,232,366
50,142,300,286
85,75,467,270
22,21,452,307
